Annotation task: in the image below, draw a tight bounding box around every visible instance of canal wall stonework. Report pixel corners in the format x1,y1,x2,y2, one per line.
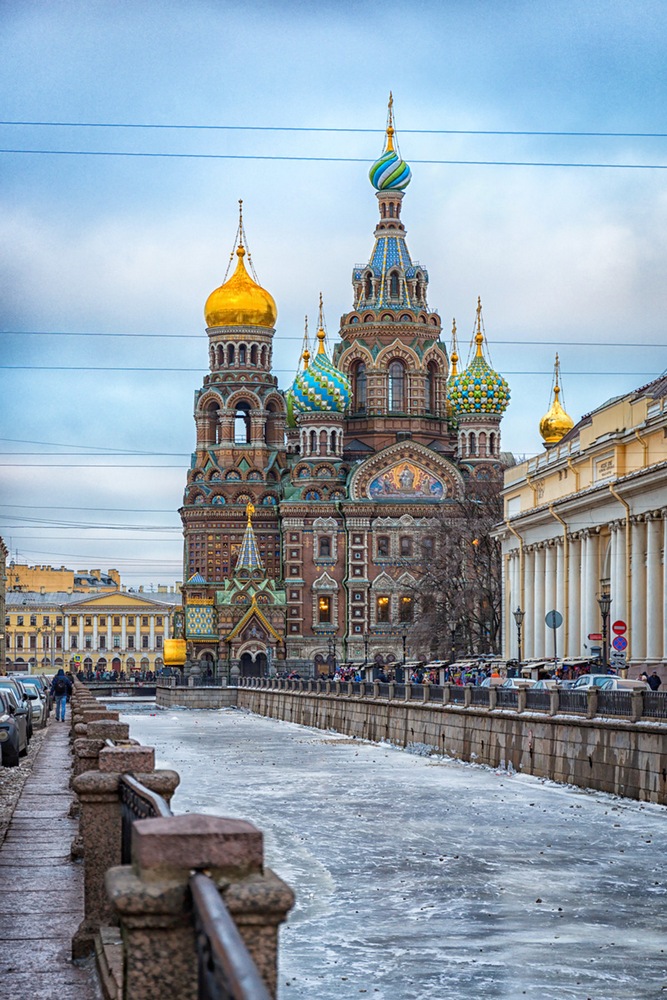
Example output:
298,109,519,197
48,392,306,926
157,686,237,710
231,689,667,805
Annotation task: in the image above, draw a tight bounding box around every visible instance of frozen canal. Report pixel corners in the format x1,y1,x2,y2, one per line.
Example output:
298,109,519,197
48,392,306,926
121,705,666,1000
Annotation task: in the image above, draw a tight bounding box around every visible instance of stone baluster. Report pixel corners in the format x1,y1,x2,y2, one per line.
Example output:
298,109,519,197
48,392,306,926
105,815,294,999
71,743,179,958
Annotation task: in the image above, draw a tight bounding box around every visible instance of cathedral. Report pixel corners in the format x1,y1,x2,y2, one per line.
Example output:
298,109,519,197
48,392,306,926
177,101,511,679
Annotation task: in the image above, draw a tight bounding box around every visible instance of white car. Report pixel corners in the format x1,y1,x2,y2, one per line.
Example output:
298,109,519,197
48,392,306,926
17,679,48,728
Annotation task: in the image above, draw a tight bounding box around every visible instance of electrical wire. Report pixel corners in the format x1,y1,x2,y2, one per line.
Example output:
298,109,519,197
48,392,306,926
3,119,667,138
1,148,666,169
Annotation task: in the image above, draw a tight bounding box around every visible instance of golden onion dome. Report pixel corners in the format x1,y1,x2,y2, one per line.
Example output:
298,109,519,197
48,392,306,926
205,245,277,329
539,384,574,444
163,638,187,667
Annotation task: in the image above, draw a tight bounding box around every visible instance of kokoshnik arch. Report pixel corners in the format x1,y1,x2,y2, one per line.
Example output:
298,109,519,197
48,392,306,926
177,98,511,680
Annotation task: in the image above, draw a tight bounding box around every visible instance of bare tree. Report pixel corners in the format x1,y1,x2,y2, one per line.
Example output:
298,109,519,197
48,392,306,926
410,478,504,660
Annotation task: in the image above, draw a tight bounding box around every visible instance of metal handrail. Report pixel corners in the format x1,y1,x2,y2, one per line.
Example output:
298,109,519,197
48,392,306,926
190,872,272,1000
119,773,173,864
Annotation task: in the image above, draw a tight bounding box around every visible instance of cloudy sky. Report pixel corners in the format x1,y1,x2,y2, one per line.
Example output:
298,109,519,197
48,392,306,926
1,0,666,587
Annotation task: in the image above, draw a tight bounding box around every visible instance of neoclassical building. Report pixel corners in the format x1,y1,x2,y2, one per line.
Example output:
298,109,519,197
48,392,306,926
179,103,511,678
496,366,667,675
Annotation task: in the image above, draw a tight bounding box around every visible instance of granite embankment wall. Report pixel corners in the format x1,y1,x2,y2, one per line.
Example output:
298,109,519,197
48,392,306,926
230,688,667,805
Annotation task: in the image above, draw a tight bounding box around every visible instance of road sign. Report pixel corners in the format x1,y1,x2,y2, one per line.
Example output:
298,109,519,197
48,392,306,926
588,632,603,641
612,620,627,635
612,635,628,652
610,649,626,661
545,610,563,629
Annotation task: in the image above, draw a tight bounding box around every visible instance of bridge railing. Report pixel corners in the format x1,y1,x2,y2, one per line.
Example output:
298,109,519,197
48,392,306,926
234,675,667,722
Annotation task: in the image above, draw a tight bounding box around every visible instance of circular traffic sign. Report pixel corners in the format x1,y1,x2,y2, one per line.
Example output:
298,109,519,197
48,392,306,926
545,610,563,629
612,635,628,652
612,620,627,635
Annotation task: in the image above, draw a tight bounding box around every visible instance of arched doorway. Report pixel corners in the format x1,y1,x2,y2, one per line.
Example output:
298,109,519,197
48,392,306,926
239,652,267,677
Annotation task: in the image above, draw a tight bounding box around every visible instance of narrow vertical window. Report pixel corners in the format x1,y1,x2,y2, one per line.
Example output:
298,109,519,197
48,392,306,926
388,360,405,412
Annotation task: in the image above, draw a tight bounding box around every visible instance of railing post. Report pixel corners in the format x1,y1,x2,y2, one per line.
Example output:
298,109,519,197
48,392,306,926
587,688,598,719
442,683,451,705
549,689,560,716
71,744,179,959
373,680,380,698
463,685,472,708
422,684,429,703
516,688,527,714
334,681,342,696
388,682,395,700
404,682,411,702
631,689,644,723
106,815,294,999
488,687,498,711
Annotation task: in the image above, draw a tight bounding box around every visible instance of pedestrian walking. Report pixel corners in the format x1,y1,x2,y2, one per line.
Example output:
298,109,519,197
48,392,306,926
50,669,73,722
648,672,662,691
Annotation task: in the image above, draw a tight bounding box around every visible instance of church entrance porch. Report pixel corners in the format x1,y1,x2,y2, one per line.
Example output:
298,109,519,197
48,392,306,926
239,651,268,677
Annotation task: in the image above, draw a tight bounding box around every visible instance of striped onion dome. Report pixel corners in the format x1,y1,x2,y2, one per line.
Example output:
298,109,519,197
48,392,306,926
291,327,350,415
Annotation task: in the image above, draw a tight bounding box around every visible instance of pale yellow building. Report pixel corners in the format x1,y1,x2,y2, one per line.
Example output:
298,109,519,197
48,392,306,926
7,563,121,595
496,372,667,675
4,590,181,675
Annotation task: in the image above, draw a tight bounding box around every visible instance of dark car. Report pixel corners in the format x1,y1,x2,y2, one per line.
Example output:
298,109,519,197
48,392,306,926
0,689,28,766
0,678,33,741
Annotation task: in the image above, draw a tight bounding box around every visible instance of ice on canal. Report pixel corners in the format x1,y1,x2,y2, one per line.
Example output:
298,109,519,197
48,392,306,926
121,705,666,1000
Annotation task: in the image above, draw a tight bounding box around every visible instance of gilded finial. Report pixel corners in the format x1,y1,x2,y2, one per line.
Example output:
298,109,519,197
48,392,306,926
316,292,326,354
386,91,395,152
450,318,459,376
245,501,255,525
539,352,574,445
301,316,311,368
474,296,485,357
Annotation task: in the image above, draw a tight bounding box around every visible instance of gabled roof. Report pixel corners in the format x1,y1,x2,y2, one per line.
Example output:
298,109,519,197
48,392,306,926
225,599,282,641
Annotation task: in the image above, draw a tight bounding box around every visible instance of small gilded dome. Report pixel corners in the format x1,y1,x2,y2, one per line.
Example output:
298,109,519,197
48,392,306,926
205,246,277,329
539,386,574,444
291,328,350,415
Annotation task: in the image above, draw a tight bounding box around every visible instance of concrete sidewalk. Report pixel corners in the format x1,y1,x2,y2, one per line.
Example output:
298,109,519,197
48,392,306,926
0,720,102,999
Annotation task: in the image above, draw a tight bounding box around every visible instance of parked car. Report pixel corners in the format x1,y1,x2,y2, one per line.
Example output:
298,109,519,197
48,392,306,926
0,689,28,765
599,677,649,691
15,678,48,728
572,674,617,689
0,679,33,741
502,677,536,689
15,673,52,715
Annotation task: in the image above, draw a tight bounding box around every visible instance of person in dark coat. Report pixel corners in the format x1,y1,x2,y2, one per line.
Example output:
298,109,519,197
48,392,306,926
50,668,73,722
647,672,662,691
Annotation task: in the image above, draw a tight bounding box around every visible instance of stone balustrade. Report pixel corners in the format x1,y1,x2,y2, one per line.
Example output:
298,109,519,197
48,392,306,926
68,679,294,998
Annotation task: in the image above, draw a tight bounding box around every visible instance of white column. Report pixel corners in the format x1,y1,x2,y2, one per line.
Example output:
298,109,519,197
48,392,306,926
568,536,581,657
524,548,535,660
534,545,546,658
646,515,662,660
544,542,557,654
662,512,667,662
556,539,565,655
612,522,627,627
582,530,600,652
630,518,647,662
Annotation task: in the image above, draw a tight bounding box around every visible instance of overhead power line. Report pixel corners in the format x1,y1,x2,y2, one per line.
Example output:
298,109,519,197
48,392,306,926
1,149,666,169
0,365,658,376
2,119,667,138
4,331,666,349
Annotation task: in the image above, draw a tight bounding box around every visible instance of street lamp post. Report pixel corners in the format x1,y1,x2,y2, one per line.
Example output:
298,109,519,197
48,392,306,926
597,592,612,671
512,607,525,666
363,633,369,667
327,634,337,674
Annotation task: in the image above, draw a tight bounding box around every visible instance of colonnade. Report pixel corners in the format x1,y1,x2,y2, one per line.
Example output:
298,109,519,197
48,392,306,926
506,510,667,666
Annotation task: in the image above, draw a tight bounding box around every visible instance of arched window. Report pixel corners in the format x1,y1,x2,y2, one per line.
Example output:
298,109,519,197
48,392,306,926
227,344,235,365
469,432,477,456
250,344,258,365
389,272,400,298
399,595,413,623
388,360,405,412
310,429,317,455
234,402,251,444
364,273,373,300
353,361,367,413
238,344,247,365
318,536,331,558
479,432,487,457
489,432,496,456
425,362,437,413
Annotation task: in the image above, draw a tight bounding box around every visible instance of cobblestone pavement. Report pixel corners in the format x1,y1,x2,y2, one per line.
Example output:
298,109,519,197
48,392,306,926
0,717,102,998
